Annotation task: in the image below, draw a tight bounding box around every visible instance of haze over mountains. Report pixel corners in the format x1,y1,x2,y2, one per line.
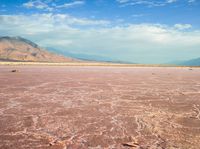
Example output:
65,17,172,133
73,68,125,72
47,47,133,64
175,58,200,66
0,36,199,66
0,36,133,64
0,36,76,63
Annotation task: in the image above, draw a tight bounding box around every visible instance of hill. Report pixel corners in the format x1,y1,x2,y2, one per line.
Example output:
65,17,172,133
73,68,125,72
175,57,200,66
0,36,76,62
47,47,134,64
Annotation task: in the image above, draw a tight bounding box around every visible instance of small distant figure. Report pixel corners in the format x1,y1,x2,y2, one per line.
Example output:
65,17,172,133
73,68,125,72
11,69,19,72
189,68,193,71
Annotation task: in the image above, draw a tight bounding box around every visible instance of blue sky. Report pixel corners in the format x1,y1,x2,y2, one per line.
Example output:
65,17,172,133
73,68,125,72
0,0,200,63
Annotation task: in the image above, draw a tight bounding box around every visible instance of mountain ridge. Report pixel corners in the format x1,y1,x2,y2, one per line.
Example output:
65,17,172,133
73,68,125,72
177,57,200,66
0,36,77,63
47,47,135,64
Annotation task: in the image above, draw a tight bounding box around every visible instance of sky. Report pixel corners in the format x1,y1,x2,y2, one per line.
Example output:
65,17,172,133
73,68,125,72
0,0,200,64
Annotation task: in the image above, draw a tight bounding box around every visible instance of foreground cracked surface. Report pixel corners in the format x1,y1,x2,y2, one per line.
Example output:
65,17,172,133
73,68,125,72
0,66,200,149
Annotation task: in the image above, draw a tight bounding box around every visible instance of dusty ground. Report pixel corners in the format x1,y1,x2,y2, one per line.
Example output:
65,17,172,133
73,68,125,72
0,66,200,149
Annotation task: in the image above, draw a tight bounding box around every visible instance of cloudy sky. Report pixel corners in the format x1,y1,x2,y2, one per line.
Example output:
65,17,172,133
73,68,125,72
0,0,200,63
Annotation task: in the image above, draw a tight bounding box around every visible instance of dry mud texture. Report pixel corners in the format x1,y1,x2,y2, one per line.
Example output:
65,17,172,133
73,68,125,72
0,66,200,149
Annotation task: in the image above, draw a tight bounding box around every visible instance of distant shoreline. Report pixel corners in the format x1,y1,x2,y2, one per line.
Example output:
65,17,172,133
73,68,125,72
0,61,199,68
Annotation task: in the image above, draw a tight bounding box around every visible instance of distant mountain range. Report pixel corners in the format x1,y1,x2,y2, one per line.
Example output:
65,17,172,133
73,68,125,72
1,36,199,66
175,58,200,66
48,47,200,66
0,36,131,64
0,36,76,62
47,47,134,64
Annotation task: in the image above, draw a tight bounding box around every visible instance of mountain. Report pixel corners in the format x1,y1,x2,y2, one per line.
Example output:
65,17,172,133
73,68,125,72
0,36,76,62
47,47,134,64
178,57,200,66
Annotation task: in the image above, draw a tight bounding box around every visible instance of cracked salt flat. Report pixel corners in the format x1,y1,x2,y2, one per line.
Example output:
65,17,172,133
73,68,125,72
0,66,200,149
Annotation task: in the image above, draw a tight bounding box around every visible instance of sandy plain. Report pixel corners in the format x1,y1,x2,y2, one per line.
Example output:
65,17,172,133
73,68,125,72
0,65,200,149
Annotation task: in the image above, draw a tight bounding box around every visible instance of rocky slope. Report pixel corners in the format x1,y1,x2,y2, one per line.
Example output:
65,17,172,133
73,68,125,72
0,36,76,62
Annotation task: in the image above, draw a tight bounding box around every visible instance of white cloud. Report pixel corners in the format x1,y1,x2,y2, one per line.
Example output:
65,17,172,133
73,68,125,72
174,24,192,30
56,1,85,8
23,0,53,11
131,14,146,17
22,0,84,11
0,13,109,33
0,14,200,63
167,0,177,3
116,0,131,3
116,0,189,7
123,1,166,7
23,1,34,8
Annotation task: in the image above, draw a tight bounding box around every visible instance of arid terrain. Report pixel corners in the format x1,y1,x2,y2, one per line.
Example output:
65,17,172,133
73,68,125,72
0,66,200,149
0,37,76,63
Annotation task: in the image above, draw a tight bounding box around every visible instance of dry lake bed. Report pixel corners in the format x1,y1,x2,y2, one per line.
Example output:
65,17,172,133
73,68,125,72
0,66,200,149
